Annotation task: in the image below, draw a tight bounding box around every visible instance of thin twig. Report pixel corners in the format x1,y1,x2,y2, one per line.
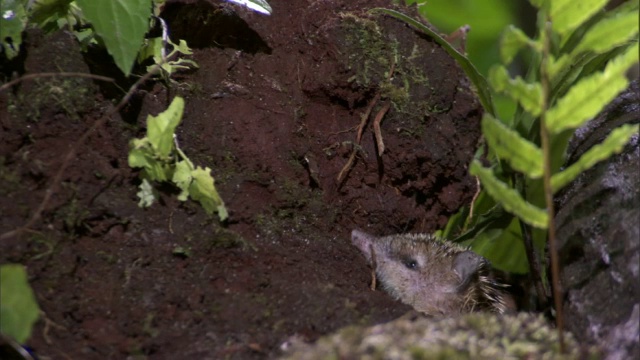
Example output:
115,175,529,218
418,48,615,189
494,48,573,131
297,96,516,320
0,63,166,241
369,244,378,291
357,92,382,143
0,72,114,93
336,93,381,183
467,176,481,225
373,101,391,155
336,59,396,183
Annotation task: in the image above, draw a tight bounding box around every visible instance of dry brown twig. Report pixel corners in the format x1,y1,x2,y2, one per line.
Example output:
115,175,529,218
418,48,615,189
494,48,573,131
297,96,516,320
372,100,391,155
336,92,381,183
0,64,167,241
369,244,378,291
336,60,396,183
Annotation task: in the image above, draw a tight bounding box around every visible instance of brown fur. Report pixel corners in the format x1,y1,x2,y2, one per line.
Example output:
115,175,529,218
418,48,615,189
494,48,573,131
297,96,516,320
352,230,509,316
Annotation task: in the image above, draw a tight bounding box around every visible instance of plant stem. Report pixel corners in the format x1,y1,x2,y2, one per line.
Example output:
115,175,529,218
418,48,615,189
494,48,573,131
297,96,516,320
540,19,565,352
517,213,549,309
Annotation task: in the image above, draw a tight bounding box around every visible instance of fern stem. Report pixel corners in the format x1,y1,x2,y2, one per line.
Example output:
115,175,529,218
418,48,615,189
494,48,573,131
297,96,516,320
516,212,549,308
540,18,565,352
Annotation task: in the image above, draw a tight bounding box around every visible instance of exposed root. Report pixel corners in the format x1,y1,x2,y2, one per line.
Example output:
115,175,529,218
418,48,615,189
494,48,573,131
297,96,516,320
336,60,396,183
373,101,391,155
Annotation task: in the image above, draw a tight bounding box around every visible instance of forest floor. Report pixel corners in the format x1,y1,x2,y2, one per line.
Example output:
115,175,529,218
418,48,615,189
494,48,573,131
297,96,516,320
0,0,485,358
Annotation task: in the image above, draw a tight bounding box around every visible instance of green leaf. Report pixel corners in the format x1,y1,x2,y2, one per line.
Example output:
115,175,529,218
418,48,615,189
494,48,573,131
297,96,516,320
174,39,193,54
451,203,509,243
369,7,495,116
0,0,28,59
482,114,544,178
128,140,151,167
529,0,547,9
75,0,152,76
546,42,639,134
470,160,548,228
137,37,163,63
573,9,639,56
500,25,536,64
189,167,228,221
161,58,198,75
147,96,184,157
488,65,543,116
547,53,572,80
128,144,172,181
464,217,529,274
550,0,608,37
0,264,41,343
552,124,639,192
136,178,157,207
173,160,192,201
27,0,74,28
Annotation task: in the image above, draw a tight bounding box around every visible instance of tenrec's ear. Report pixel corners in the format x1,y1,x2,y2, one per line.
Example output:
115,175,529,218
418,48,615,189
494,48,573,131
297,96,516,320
351,229,377,264
452,250,484,289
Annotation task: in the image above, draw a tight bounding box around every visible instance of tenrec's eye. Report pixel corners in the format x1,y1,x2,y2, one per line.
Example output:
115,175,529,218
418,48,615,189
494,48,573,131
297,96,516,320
404,259,418,270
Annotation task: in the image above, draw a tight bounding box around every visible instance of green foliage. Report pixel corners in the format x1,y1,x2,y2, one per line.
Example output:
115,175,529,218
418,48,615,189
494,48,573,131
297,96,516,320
0,0,28,59
500,25,540,64
138,37,199,78
128,96,228,221
551,123,640,192
470,161,549,228
75,0,152,76
549,0,608,36
0,264,41,344
0,0,186,76
406,0,517,73
383,0,639,273
481,114,543,178
546,43,639,134
489,67,543,116
461,0,638,272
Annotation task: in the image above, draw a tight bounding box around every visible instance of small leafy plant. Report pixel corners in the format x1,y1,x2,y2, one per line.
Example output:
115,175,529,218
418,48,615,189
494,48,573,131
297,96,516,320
128,96,228,221
0,0,196,77
138,36,199,80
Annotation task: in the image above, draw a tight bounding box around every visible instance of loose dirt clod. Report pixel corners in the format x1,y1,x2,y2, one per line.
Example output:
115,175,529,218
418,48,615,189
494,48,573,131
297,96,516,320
351,230,509,316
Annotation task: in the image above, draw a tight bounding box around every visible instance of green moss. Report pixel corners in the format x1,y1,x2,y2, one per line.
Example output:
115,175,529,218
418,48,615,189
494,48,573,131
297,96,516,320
337,12,446,136
0,156,21,196
208,228,255,250
55,196,90,236
283,312,600,359
28,232,57,261
11,76,94,122
340,13,398,86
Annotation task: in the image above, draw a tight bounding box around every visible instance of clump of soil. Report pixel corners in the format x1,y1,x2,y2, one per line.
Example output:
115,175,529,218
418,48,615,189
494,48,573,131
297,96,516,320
0,0,483,358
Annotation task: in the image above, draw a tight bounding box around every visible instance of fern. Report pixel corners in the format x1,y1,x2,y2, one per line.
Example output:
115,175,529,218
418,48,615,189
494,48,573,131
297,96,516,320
374,0,639,339
374,0,640,347
377,0,638,271
471,0,638,273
